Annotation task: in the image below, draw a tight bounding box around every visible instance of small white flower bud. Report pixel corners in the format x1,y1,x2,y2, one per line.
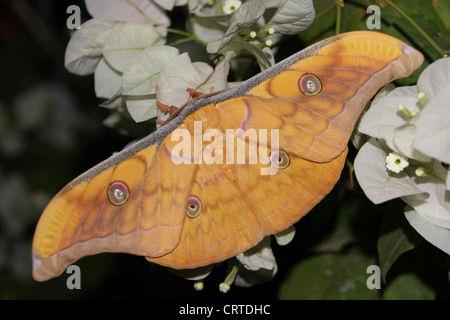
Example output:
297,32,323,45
415,166,433,177
219,282,230,293
398,103,412,118
417,92,428,107
194,281,204,291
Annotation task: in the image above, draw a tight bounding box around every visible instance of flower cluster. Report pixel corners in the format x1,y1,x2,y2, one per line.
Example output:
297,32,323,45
64,0,315,290
354,58,450,255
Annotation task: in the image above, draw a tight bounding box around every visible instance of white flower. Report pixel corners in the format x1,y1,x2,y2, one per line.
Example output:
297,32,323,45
414,58,450,164
354,57,450,255
223,0,242,14
385,152,409,173
236,237,277,272
355,140,450,255
274,225,296,246
233,237,278,287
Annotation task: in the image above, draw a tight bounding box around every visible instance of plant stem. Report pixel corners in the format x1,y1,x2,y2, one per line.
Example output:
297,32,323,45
166,37,196,47
384,0,446,57
335,2,342,35
166,28,206,46
216,0,224,15
167,28,195,38
315,3,336,21
223,262,240,286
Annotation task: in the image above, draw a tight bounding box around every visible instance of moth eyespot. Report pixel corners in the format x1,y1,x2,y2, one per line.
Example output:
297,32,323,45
270,150,290,169
298,73,322,96
185,195,201,218
107,181,130,206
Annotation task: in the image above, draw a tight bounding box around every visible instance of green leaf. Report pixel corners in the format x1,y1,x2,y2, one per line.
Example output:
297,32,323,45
380,0,449,60
382,272,435,300
279,248,379,300
340,2,365,32
433,0,450,30
378,208,422,282
312,198,362,253
265,0,315,35
297,0,335,44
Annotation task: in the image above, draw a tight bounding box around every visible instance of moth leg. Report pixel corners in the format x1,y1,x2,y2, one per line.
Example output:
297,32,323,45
156,102,179,125
186,88,204,98
157,101,179,115
157,86,217,125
